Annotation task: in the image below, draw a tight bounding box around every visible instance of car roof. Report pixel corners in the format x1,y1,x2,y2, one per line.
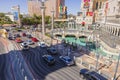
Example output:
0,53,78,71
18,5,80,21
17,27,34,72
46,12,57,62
63,56,71,59
87,71,108,80
80,68,89,73
44,55,54,59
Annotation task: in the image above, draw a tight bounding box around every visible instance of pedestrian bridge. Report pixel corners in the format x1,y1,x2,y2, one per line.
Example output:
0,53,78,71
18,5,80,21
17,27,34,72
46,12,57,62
53,29,94,39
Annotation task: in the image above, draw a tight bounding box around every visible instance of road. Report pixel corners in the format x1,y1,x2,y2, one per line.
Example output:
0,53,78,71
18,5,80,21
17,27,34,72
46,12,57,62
0,29,82,80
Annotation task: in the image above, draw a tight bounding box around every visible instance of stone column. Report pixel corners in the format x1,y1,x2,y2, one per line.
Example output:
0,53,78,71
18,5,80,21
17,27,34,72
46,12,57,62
41,2,46,39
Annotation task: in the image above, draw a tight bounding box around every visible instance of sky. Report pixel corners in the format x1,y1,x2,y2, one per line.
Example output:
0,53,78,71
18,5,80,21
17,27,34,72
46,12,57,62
0,0,81,15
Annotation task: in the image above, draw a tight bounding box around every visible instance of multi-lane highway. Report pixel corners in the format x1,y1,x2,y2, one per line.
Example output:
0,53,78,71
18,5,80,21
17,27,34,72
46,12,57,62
0,29,82,80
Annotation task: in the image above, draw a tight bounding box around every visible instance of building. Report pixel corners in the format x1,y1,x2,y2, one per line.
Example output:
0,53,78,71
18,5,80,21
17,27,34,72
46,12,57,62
27,0,67,18
5,13,14,22
76,0,94,28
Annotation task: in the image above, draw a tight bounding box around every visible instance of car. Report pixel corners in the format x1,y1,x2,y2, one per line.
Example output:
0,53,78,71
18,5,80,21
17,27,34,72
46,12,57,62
15,38,23,43
27,34,32,38
38,42,47,47
42,55,55,65
79,68,108,80
17,29,22,32
59,56,74,66
31,37,38,42
14,34,21,38
21,42,29,50
8,36,13,40
26,40,34,45
47,47,57,55
22,33,26,37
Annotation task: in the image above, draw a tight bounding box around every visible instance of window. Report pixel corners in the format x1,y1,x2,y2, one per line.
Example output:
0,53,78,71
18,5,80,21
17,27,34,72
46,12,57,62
113,7,115,12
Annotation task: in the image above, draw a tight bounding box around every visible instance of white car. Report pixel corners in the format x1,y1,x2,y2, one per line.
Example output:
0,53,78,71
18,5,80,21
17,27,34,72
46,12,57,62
38,42,47,48
21,42,29,50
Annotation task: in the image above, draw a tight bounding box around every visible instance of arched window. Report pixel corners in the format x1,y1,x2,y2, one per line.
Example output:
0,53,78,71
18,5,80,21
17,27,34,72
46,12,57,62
96,2,98,10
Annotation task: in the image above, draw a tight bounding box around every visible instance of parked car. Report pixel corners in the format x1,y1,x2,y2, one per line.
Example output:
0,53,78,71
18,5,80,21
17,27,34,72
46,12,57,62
38,42,47,48
79,68,108,80
47,47,57,55
42,55,55,65
31,37,38,42
15,38,23,43
59,56,74,66
21,42,29,50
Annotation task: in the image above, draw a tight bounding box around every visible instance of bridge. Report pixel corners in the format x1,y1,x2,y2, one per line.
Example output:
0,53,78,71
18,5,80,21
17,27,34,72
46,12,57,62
52,29,94,40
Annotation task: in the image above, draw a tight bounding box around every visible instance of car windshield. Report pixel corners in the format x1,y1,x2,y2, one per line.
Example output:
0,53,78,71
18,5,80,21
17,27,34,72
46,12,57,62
48,56,54,61
66,58,72,62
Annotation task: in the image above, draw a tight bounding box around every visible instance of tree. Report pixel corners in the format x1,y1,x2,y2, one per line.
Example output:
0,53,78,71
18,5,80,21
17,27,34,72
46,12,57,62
0,13,13,26
45,16,51,24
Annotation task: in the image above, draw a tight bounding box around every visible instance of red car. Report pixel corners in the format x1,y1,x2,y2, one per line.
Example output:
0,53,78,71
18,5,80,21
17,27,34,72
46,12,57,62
22,33,26,37
31,37,38,42
15,38,23,43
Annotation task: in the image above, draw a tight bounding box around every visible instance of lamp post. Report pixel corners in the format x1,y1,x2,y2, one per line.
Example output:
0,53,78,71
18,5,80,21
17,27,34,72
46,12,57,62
113,49,120,80
50,10,54,46
95,35,100,71
40,0,47,39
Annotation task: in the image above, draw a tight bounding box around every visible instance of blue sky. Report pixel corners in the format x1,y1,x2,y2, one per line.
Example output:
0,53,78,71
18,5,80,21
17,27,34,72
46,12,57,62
0,0,81,15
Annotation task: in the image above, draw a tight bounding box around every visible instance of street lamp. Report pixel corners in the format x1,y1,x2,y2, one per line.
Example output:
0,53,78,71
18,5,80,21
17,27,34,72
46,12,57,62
50,9,55,46
113,48,120,80
40,0,48,39
94,35,100,71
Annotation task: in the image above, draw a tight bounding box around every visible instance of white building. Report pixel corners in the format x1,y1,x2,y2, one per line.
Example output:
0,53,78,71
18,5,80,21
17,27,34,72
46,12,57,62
75,0,94,29
5,13,14,22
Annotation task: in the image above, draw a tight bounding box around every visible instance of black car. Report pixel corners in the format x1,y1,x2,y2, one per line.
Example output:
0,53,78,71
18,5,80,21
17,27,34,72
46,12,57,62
42,55,55,65
8,36,13,40
79,68,108,80
47,47,57,55
17,29,22,32
14,34,21,38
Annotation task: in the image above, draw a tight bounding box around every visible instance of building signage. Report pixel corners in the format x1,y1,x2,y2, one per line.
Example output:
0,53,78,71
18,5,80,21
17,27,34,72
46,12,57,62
86,12,93,16
83,0,90,8
13,11,18,21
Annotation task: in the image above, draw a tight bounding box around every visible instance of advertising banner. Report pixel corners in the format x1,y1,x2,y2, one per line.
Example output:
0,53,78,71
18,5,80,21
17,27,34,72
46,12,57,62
83,0,90,8
13,11,18,21
86,12,93,16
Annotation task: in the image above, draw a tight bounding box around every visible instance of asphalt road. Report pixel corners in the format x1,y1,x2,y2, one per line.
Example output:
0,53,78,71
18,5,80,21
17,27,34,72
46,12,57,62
0,29,83,80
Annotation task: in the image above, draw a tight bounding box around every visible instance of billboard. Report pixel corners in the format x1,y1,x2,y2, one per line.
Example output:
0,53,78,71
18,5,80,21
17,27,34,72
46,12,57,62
83,0,90,8
13,11,18,21
86,12,93,16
